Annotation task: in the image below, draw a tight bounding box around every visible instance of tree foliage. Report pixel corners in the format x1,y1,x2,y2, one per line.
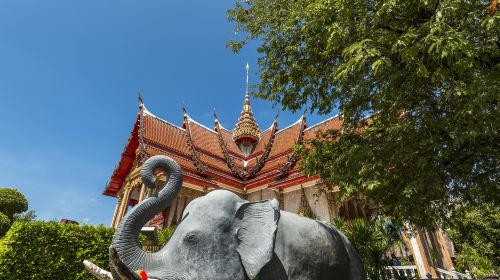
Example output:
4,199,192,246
0,188,29,237
157,226,175,247
0,221,113,280
228,0,499,227
446,203,499,278
13,210,37,222
0,188,28,218
0,213,10,237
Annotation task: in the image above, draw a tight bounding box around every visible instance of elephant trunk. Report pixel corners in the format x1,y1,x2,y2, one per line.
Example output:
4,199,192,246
110,155,183,278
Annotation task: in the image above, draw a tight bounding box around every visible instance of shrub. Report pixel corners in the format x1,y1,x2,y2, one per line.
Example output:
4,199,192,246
157,226,175,247
0,221,113,279
333,217,403,280
0,213,9,237
0,188,28,218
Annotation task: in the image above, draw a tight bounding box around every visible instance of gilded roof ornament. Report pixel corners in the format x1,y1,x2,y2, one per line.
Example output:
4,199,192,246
232,63,261,144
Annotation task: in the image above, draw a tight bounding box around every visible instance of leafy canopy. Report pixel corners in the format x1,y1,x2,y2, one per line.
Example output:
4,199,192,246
228,0,499,226
0,188,28,218
446,203,500,278
0,213,10,237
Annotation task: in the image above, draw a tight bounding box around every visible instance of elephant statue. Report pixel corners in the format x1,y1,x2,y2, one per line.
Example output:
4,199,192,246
84,155,365,280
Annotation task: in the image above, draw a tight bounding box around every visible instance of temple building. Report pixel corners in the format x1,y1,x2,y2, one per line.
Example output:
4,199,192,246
103,65,461,279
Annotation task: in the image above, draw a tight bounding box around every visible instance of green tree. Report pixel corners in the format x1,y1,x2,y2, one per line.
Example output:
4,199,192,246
0,188,29,236
0,213,10,237
13,210,37,222
228,0,499,227
446,203,499,278
0,188,28,219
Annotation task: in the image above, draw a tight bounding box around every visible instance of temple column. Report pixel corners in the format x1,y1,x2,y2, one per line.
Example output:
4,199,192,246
406,230,429,279
435,229,454,271
275,189,284,210
359,203,367,220
166,197,178,228
351,200,359,219
329,192,341,219
116,183,133,227
343,201,350,220
138,184,147,202
110,192,123,228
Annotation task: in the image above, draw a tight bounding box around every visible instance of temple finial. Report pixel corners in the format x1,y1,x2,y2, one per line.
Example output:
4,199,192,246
245,63,250,98
246,63,249,84
137,89,144,109
233,62,261,153
214,108,218,120
182,102,188,119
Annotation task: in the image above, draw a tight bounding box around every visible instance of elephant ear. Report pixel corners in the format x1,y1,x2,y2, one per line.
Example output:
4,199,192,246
234,199,280,279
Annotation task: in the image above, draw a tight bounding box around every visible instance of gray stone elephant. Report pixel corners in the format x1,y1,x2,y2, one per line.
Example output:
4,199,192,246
84,155,365,280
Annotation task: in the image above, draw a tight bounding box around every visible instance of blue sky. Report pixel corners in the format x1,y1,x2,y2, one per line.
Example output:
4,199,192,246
0,1,330,226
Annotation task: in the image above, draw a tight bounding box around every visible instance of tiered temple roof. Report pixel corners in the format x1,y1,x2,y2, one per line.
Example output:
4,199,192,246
103,99,341,196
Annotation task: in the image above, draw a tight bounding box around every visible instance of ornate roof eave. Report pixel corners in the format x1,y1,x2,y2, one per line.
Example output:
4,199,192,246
214,112,278,180
278,113,307,176
136,96,149,165
183,107,210,176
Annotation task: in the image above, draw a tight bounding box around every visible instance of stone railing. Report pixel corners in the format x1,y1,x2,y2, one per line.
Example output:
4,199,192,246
435,267,472,279
384,265,419,279
383,266,473,279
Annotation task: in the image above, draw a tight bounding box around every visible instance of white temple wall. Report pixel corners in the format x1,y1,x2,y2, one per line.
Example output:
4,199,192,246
166,197,178,228
283,189,301,213
246,190,262,202
261,189,277,200
303,186,331,222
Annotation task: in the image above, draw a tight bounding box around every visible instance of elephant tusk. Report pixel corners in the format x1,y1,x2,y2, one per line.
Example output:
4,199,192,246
83,259,160,280
83,260,113,280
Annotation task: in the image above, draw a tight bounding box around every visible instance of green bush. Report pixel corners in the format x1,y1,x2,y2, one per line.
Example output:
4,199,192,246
0,213,10,237
0,188,28,218
332,217,403,280
157,226,175,247
0,221,113,280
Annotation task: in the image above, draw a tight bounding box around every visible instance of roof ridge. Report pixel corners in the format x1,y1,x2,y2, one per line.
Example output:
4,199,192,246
304,114,340,131
143,105,185,130
187,116,217,134
275,116,304,135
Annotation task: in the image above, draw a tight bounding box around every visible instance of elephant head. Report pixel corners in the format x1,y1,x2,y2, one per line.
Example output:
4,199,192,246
85,155,280,280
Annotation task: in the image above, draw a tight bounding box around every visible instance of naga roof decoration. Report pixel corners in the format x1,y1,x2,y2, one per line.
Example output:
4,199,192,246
183,108,209,176
278,114,307,176
214,111,278,180
136,97,148,165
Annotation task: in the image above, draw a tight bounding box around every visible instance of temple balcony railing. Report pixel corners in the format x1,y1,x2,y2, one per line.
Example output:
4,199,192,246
382,266,473,279
435,267,472,279
384,265,419,279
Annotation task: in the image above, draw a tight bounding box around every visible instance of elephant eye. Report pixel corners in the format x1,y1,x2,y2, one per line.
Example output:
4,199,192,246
183,232,200,244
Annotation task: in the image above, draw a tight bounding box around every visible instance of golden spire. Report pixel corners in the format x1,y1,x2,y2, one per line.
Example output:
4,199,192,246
233,63,261,154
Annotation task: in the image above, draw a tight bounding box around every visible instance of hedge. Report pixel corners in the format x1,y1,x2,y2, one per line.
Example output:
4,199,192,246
0,221,113,279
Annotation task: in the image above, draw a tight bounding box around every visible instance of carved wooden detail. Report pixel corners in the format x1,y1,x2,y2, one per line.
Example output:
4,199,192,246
279,115,306,176
214,118,278,180
183,114,209,176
